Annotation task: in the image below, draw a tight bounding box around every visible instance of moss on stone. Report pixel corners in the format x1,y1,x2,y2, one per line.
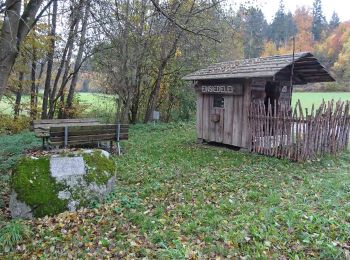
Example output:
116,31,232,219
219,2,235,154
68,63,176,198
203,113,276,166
83,151,116,185
10,150,116,218
11,157,68,218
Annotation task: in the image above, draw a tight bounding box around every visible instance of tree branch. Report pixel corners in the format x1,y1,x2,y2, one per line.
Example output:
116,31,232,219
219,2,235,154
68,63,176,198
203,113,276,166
149,0,222,42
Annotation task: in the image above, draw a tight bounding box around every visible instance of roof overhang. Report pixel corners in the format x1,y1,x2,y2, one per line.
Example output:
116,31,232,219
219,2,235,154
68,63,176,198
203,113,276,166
183,52,335,84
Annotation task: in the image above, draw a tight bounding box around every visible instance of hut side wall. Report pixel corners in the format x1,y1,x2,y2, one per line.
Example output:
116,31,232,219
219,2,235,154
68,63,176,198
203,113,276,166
196,79,251,148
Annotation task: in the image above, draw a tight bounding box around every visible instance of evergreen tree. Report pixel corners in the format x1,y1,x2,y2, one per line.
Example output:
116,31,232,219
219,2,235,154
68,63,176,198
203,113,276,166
284,12,297,46
236,6,268,58
268,0,297,48
329,11,340,31
312,0,326,41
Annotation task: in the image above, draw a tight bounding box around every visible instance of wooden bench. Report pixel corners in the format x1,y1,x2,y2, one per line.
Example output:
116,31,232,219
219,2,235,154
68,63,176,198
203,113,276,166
33,118,101,137
33,118,101,148
49,124,129,154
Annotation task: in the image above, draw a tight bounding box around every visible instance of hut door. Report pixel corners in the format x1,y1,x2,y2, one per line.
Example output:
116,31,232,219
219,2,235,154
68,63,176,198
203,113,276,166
209,95,225,142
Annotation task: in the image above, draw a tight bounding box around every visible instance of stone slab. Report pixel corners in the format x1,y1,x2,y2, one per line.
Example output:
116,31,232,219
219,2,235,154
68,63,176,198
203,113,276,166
50,157,86,178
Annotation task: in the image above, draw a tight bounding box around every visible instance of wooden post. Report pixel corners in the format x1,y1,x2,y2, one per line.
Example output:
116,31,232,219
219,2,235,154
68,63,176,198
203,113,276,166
64,126,68,148
116,123,121,155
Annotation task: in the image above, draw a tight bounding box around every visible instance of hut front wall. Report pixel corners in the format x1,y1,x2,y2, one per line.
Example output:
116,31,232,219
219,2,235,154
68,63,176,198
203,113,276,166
196,79,251,148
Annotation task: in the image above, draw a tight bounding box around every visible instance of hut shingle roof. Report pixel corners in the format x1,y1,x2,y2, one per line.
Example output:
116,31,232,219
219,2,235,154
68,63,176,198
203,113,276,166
183,52,335,84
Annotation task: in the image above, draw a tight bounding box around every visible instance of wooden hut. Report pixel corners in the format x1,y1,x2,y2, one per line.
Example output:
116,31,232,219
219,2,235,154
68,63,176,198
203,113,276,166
183,52,335,149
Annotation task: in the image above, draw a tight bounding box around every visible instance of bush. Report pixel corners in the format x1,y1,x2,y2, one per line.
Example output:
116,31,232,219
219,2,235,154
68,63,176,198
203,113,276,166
0,114,31,135
0,220,32,252
0,132,40,174
58,96,90,119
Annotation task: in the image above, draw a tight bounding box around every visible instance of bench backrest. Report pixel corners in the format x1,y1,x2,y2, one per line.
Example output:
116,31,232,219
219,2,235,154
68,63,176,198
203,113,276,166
49,124,129,146
33,118,101,137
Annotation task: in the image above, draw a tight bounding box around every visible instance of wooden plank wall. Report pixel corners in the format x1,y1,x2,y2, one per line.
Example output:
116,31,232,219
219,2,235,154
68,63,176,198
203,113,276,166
196,79,250,148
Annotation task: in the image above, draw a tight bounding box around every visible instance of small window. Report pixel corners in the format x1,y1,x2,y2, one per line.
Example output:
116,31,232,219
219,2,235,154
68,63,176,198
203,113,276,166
213,95,224,108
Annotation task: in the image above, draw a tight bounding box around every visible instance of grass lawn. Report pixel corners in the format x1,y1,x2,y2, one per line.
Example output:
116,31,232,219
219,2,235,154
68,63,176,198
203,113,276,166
0,93,116,118
1,123,350,258
292,92,350,109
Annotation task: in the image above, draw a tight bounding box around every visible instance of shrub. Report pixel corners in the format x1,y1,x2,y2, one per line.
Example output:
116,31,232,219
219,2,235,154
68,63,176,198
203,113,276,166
0,220,32,252
0,132,40,174
0,114,31,135
62,97,90,119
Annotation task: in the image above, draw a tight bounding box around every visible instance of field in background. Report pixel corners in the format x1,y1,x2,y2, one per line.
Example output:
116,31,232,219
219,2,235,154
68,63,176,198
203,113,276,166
0,93,116,120
1,92,349,118
292,92,350,109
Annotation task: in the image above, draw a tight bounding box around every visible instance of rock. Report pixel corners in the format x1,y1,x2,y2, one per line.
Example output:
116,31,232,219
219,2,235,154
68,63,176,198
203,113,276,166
50,157,86,179
9,192,33,220
9,149,117,219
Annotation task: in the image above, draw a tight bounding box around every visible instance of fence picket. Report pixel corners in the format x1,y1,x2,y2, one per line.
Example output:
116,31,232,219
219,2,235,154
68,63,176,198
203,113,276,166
249,100,350,162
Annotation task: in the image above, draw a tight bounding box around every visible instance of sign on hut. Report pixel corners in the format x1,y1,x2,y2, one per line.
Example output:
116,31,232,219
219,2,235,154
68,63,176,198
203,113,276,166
184,52,350,161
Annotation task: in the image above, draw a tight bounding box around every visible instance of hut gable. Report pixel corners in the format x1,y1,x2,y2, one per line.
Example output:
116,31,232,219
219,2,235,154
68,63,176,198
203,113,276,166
183,52,335,84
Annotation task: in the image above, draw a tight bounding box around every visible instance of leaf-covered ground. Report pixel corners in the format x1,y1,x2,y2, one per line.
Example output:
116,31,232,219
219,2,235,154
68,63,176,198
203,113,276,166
1,123,350,259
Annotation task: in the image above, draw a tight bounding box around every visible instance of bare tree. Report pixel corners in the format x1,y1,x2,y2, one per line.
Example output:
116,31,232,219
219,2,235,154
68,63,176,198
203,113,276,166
41,0,57,118
30,47,37,119
64,0,91,118
0,0,52,100
13,71,24,118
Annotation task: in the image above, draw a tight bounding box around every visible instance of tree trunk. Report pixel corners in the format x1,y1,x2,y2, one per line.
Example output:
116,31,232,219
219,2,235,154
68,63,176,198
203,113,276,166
144,60,167,122
14,72,25,119
41,0,58,119
0,0,21,100
52,25,78,118
0,0,46,100
143,13,185,123
30,48,37,119
64,1,90,118
48,3,81,119
122,93,132,124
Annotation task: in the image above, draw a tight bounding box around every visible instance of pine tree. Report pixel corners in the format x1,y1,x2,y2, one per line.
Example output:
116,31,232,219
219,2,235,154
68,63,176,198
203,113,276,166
312,0,326,41
329,11,340,31
268,0,297,49
237,6,268,58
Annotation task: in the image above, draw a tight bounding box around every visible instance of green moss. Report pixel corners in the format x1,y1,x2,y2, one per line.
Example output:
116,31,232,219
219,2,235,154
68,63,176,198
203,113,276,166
83,151,116,185
11,157,67,218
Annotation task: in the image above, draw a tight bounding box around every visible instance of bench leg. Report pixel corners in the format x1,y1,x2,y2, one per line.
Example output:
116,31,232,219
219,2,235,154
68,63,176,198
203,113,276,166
117,142,121,156
110,141,113,153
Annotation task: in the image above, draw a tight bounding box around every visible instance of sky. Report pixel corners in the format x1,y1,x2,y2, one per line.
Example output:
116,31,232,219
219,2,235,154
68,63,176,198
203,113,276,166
227,0,350,23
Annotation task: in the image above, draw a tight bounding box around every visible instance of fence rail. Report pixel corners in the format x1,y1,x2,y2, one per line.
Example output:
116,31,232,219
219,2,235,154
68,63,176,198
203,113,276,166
249,100,350,161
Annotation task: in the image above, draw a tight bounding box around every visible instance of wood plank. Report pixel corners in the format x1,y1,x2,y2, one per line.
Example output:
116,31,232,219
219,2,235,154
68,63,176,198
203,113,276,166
50,138,128,146
33,118,99,125
209,96,216,142
34,122,102,129
50,124,128,133
241,79,251,148
223,95,233,144
50,133,129,143
196,94,203,139
50,128,129,137
232,95,242,147
202,95,210,141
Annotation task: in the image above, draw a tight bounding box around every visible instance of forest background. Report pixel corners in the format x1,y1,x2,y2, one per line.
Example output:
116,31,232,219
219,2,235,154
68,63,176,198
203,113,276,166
0,0,349,129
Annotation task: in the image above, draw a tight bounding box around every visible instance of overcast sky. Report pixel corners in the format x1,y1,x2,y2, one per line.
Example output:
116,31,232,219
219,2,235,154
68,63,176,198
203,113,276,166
227,0,350,23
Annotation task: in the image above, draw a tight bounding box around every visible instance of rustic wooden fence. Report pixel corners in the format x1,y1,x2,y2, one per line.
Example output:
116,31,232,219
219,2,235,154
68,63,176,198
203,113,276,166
249,100,350,161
